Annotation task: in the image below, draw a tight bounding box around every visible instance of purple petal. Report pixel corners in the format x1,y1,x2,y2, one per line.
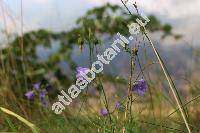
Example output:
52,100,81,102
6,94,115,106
25,91,35,100
132,79,148,96
40,89,47,98
33,82,40,90
115,101,121,109
100,109,109,117
76,67,90,79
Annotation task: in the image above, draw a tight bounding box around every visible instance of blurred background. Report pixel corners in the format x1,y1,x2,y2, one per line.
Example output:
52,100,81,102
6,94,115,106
1,0,200,44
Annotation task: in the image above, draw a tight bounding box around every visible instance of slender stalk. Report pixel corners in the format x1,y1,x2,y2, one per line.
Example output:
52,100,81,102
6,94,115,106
143,30,191,133
98,78,113,131
20,0,28,89
166,94,200,119
124,54,134,119
120,1,192,132
0,107,39,133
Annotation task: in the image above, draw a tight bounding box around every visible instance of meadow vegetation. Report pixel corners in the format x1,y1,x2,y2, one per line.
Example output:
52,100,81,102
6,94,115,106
0,2,200,133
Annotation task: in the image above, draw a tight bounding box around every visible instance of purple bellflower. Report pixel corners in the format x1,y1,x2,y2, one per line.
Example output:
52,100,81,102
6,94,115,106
132,79,148,96
25,91,35,100
100,109,109,117
33,82,40,90
40,89,47,98
76,67,90,80
115,101,121,109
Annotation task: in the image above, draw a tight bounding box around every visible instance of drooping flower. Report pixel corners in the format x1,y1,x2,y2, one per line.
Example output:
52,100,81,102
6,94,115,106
40,89,47,98
100,109,109,117
76,67,90,80
33,82,40,90
25,91,35,100
115,101,121,109
132,79,148,96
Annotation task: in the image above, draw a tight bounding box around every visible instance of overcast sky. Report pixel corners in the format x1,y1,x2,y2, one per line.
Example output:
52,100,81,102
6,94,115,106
0,0,200,46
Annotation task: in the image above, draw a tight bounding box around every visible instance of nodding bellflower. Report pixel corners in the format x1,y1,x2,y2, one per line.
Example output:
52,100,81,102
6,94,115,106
100,109,109,117
76,67,90,80
40,89,47,98
132,79,148,96
115,101,121,109
25,91,35,100
33,82,40,90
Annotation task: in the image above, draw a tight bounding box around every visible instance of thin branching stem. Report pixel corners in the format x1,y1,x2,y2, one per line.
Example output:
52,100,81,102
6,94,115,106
120,1,192,132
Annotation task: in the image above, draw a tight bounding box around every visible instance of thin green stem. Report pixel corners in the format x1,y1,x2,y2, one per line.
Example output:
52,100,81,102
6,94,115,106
97,78,113,131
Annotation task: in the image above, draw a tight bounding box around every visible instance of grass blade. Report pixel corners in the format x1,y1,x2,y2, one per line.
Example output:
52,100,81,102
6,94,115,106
0,107,39,133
